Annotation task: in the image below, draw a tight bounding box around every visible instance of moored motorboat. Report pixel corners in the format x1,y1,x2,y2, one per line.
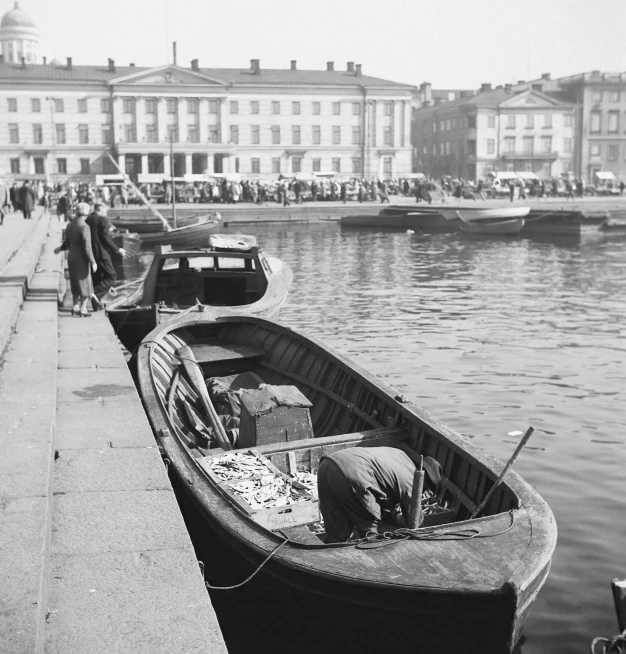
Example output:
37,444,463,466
440,206,531,222
135,314,557,654
106,235,292,352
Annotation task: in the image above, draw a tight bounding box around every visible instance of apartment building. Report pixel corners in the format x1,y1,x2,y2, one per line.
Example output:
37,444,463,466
412,82,575,181
514,71,626,182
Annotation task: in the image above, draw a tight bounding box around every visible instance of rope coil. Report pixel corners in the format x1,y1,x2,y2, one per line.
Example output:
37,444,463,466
590,629,626,653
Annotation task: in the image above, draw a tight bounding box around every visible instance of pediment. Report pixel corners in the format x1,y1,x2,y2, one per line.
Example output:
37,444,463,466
110,65,227,86
500,89,563,108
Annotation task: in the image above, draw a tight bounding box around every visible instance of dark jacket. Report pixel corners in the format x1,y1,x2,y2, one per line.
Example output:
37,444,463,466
86,212,120,264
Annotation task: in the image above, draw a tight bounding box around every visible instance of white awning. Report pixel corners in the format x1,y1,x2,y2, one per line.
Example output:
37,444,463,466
594,171,616,180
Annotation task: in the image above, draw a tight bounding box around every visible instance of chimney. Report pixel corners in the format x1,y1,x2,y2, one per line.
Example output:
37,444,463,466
326,61,334,71
420,82,432,103
130,62,135,68
531,83,543,92
480,83,492,92
347,61,354,73
173,42,177,66
541,73,551,81
42,56,46,65
459,90,469,98
66,57,72,70
191,58,199,71
504,83,513,92
290,60,297,70
250,59,260,74
108,58,116,72
355,63,362,76
517,79,526,85
591,69,600,77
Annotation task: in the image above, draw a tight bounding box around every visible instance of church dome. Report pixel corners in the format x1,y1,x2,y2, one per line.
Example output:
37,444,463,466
1,2,36,29
1,2,39,63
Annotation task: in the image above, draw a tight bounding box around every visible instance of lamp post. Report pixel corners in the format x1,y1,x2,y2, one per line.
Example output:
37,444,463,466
170,136,177,228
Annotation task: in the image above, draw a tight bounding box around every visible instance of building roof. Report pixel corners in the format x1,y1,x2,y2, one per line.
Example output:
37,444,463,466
0,61,415,89
414,86,573,117
1,2,36,29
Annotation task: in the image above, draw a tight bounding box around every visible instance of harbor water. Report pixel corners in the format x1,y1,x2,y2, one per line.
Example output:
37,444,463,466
131,221,626,652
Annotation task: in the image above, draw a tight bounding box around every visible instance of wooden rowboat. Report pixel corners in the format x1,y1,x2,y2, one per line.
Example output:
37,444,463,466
136,216,222,248
136,314,557,654
107,235,292,352
440,206,530,222
109,212,206,234
459,217,525,235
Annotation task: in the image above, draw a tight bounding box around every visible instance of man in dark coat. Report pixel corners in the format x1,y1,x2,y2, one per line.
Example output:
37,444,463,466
20,182,37,219
86,203,126,308
317,446,442,543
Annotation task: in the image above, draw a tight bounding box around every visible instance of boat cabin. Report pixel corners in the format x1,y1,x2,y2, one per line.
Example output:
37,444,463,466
141,235,270,308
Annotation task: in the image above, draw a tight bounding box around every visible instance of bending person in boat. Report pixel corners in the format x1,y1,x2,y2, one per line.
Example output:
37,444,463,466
317,446,442,543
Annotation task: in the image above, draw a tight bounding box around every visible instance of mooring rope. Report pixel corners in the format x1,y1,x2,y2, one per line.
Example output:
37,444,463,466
590,629,626,653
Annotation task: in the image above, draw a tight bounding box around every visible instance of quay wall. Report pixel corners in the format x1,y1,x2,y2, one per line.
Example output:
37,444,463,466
0,211,227,653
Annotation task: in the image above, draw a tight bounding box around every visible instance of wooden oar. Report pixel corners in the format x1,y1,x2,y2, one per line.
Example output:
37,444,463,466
176,345,232,451
471,426,534,519
407,455,424,529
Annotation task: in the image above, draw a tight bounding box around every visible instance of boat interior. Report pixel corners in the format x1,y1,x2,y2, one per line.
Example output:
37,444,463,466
143,242,269,309
148,322,521,545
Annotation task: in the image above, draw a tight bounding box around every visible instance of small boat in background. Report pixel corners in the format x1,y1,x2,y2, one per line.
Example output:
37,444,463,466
459,217,525,235
135,314,557,654
137,215,223,248
439,206,530,223
106,235,292,352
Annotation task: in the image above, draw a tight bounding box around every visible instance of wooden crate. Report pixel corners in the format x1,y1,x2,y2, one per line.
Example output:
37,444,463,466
238,384,314,448
200,449,320,531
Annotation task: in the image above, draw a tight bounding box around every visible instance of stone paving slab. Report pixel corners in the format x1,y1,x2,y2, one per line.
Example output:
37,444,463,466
45,549,227,654
54,447,169,494
0,495,50,654
56,366,138,404
55,400,154,450
51,490,193,555
0,209,41,271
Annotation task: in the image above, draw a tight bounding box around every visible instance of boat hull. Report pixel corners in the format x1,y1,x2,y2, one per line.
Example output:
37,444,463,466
460,217,525,235
341,209,459,232
440,206,531,222
136,315,557,654
138,218,222,247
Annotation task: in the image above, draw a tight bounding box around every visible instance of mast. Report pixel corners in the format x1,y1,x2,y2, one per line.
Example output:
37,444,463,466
105,153,170,231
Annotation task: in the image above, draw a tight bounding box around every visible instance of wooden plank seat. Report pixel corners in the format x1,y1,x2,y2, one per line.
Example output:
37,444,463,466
190,340,266,365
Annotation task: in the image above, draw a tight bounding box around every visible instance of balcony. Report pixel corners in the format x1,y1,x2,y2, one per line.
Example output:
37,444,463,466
501,151,559,160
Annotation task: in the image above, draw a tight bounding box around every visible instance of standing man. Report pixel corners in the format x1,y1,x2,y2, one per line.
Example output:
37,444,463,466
0,178,11,225
86,203,126,309
20,182,37,219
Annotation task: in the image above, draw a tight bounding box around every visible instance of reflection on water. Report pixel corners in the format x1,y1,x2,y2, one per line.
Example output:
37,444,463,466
126,224,626,652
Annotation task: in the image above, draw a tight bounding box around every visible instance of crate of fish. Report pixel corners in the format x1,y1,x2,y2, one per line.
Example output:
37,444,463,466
200,449,320,531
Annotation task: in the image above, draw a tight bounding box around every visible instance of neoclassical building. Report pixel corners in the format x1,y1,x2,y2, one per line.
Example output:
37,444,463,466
0,4,415,184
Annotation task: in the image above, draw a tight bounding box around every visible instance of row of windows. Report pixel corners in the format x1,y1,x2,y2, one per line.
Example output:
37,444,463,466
8,123,101,145
7,123,395,147
424,136,563,157
7,97,112,114
7,154,395,177
589,110,626,133
6,96,397,117
589,143,626,160
590,90,623,103
432,113,572,132
9,156,91,175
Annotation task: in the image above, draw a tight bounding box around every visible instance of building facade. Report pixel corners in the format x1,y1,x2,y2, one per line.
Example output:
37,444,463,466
0,56,415,184
412,83,575,181
514,71,626,183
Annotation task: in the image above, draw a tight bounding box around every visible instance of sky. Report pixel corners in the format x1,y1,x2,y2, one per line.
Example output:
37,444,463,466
14,0,626,89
